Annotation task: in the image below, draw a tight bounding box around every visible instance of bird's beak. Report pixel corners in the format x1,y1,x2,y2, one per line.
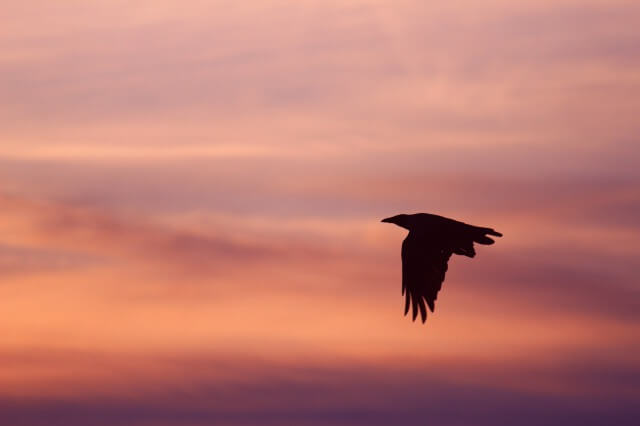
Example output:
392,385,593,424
381,217,394,223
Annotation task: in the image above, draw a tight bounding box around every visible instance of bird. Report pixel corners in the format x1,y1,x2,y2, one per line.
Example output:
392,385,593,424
381,213,502,323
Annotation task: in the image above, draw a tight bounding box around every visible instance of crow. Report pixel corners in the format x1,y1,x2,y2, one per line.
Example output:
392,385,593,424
381,213,502,323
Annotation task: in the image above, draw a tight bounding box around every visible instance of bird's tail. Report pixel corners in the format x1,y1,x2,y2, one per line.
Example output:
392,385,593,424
473,227,503,245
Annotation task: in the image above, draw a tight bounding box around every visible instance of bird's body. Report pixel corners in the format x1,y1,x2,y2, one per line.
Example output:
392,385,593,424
382,213,502,323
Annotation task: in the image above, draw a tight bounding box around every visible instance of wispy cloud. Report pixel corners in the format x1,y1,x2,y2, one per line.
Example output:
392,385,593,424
0,193,286,273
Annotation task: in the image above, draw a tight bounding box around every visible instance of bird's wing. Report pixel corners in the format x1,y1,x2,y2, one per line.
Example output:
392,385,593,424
401,233,452,323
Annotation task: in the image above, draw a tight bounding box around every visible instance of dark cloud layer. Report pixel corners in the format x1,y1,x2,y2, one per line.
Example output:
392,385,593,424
2,357,639,426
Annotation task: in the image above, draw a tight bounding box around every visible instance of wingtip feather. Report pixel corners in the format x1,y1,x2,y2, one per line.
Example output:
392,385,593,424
426,297,435,312
418,298,427,323
487,229,502,237
411,298,419,321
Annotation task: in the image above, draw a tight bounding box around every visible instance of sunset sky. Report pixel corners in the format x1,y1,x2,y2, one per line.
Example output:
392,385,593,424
2,1,639,424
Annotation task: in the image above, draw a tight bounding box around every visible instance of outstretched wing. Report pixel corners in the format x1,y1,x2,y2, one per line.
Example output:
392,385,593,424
401,233,452,323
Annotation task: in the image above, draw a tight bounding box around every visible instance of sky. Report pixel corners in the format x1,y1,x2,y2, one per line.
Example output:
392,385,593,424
1,0,639,424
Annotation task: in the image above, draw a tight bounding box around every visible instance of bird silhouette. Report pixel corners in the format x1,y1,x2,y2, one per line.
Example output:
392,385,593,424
382,213,502,323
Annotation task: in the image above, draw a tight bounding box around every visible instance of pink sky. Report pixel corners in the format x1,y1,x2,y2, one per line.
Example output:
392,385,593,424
1,1,639,424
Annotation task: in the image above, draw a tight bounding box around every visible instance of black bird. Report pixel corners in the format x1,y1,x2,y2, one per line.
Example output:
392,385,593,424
382,213,502,323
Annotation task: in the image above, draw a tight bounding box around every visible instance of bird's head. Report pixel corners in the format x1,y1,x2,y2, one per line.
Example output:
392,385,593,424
381,214,412,230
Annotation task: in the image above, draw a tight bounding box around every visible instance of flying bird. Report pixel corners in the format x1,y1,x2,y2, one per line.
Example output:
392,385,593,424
382,213,502,323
